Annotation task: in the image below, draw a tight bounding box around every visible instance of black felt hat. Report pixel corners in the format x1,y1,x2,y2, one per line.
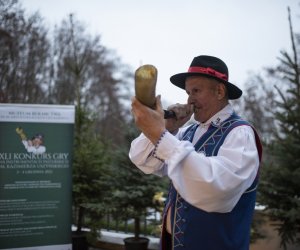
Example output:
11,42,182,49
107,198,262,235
170,55,242,99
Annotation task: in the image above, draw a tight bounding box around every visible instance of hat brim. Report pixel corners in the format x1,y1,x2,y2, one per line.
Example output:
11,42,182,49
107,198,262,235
170,72,242,100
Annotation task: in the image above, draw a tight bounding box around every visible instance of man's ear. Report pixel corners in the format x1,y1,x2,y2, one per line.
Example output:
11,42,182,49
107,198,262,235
217,83,227,100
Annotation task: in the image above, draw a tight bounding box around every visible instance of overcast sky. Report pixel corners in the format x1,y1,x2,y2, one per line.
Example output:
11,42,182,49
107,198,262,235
21,0,300,104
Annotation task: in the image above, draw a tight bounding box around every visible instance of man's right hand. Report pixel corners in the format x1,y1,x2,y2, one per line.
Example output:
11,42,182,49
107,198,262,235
165,103,194,133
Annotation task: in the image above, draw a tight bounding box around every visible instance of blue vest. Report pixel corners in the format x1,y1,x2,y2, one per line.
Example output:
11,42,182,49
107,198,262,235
161,113,262,250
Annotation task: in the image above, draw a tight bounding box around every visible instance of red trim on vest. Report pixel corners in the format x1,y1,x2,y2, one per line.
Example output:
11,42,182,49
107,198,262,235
188,66,228,81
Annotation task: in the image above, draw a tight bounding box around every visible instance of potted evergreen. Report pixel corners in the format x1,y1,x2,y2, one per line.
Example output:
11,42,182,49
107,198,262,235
72,107,112,249
111,125,165,250
112,156,158,250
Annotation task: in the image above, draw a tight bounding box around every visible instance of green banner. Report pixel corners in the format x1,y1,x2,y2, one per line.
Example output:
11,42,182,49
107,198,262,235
0,104,75,250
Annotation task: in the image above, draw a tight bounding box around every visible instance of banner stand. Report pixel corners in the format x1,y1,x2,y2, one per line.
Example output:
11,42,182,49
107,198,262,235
0,104,75,250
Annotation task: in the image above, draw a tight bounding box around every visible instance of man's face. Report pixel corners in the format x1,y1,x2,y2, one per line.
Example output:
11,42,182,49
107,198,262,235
186,76,224,123
32,137,42,147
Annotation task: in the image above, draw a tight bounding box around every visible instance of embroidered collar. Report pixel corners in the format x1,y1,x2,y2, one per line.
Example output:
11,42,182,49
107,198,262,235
197,104,234,128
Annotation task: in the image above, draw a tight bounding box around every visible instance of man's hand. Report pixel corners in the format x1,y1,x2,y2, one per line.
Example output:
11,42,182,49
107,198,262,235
131,95,166,144
165,103,194,133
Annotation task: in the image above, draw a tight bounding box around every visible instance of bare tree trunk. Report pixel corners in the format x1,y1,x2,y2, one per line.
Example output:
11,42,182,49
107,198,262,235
76,205,85,232
134,217,140,239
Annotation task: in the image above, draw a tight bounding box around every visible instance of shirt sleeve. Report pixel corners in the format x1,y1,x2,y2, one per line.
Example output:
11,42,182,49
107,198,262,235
129,133,167,177
154,125,260,212
22,140,28,148
129,127,191,177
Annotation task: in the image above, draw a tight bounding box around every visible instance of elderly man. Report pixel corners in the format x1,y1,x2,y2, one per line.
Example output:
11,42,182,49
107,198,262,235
129,55,262,250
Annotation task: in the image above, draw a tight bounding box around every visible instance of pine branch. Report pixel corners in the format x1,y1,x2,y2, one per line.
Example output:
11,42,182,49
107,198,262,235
287,7,300,94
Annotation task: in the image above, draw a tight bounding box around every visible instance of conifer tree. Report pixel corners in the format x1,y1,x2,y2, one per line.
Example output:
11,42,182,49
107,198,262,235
258,8,300,249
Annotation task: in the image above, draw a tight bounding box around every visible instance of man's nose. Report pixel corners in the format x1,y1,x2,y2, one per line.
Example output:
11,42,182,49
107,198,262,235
187,94,195,104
